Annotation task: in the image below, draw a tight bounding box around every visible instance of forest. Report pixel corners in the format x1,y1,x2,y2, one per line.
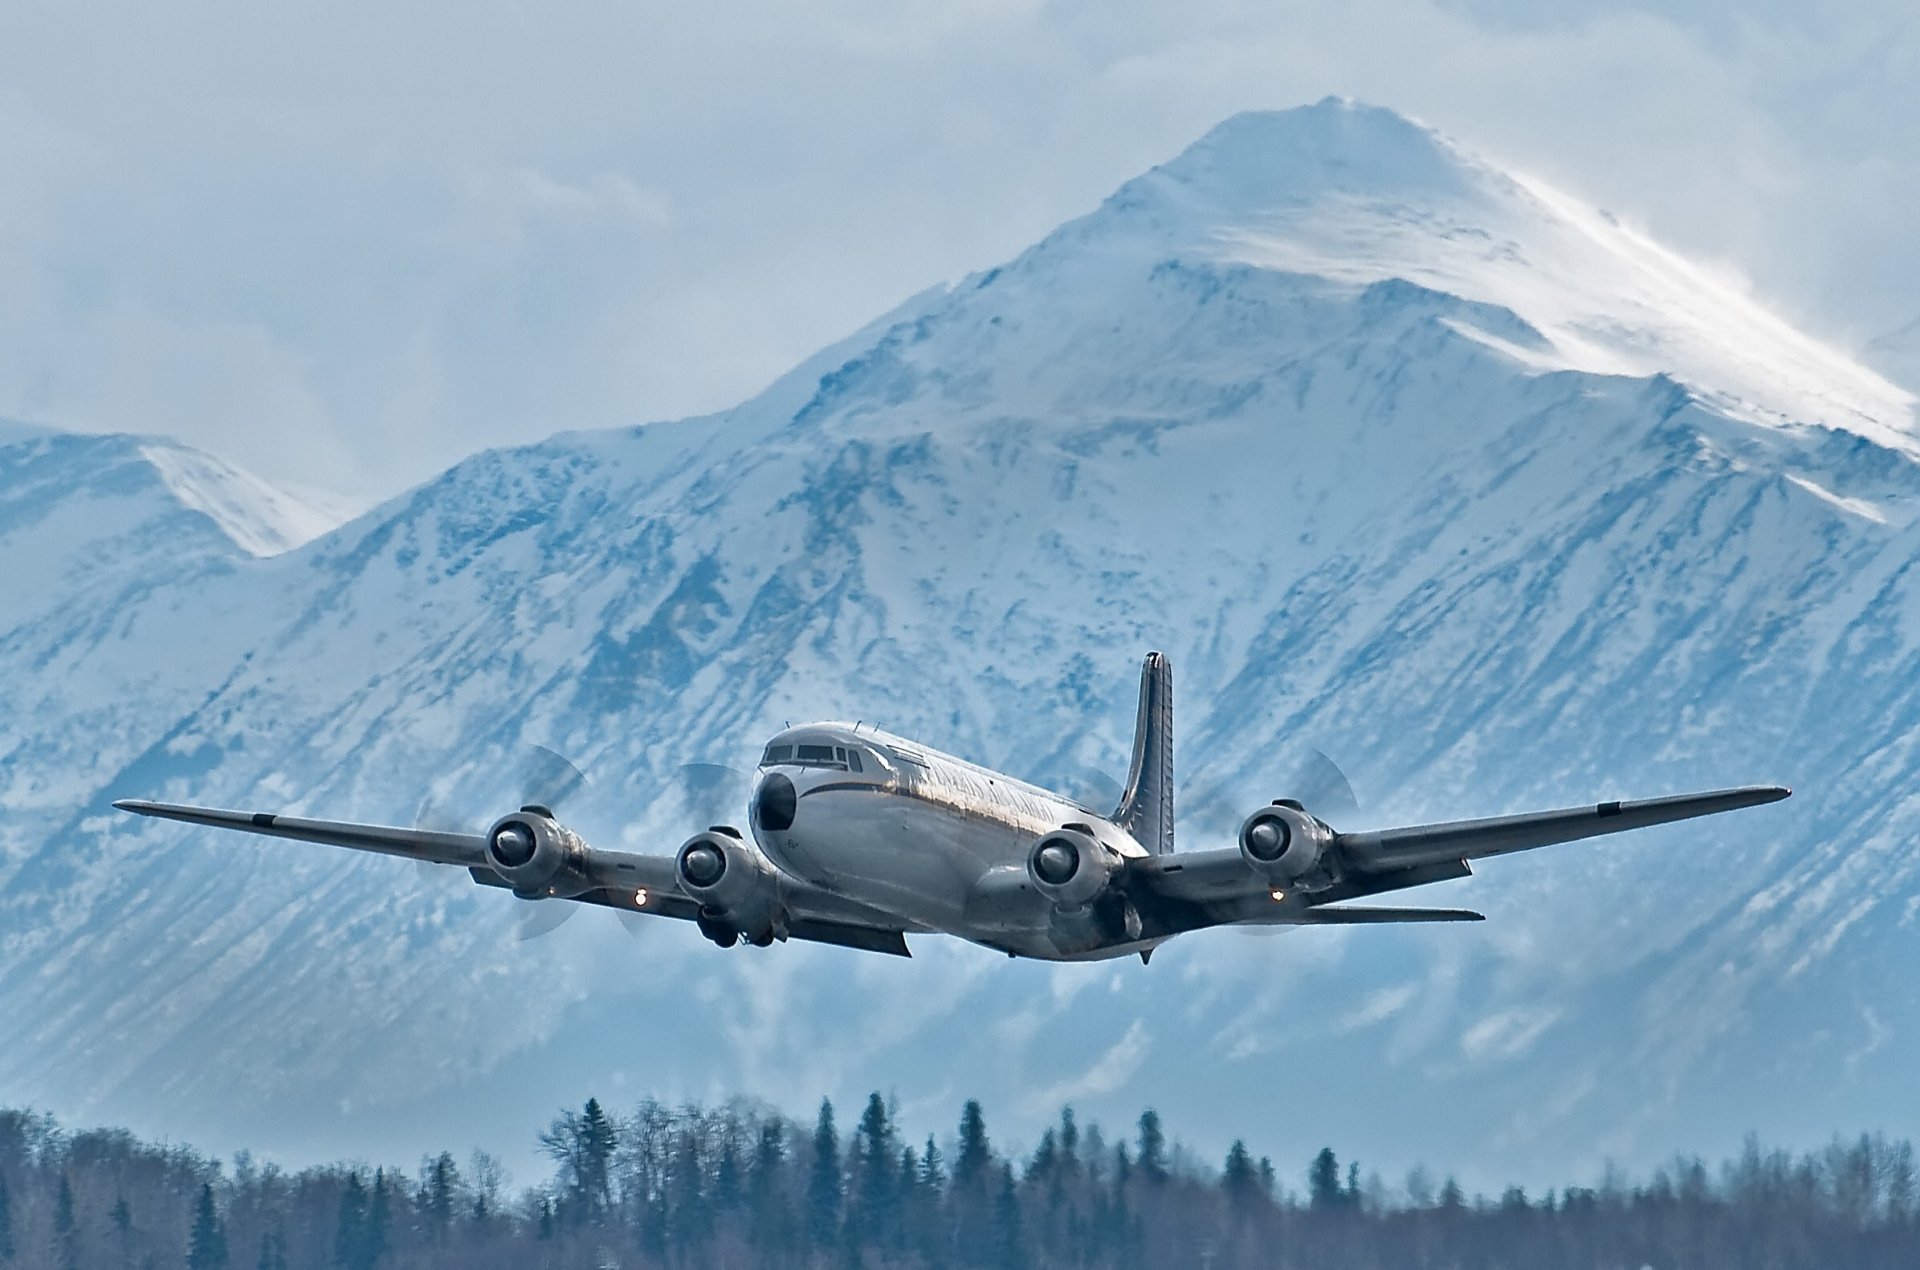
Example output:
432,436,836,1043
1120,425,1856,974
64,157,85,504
0,1096,1914,1269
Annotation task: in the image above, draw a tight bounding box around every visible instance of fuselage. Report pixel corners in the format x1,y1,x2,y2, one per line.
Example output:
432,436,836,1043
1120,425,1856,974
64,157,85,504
746,722,1154,959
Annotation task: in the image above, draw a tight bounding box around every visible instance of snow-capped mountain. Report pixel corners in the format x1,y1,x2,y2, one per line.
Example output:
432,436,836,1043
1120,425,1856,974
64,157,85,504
0,428,356,857
3,100,1916,1185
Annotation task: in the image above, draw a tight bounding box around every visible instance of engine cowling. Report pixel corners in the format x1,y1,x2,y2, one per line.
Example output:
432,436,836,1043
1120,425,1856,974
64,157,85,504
485,809,592,898
1238,803,1339,890
1026,826,1118,912
675,829,784,945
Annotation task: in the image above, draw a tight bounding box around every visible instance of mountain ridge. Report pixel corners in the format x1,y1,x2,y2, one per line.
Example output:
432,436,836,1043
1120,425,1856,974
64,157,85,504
0,101,1915,1184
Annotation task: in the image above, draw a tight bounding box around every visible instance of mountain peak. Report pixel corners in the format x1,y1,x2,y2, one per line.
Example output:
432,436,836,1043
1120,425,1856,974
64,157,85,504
1053,101,1914,445
1154,99,1483,208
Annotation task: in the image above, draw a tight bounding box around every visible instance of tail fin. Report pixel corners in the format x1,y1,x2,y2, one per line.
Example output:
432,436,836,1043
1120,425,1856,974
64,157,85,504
1115,652,1174,855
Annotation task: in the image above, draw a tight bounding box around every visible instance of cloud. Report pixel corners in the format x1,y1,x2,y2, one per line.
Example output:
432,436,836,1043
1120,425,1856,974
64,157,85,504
1021,1019,1153,1113
0,2,1910,499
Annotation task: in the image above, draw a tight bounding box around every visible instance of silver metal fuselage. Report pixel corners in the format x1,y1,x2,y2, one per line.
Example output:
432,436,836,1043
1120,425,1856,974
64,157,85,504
748,723,1152,960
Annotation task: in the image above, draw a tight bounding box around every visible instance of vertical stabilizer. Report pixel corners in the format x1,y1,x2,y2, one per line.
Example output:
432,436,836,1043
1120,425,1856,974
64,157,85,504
1115,652,1175,855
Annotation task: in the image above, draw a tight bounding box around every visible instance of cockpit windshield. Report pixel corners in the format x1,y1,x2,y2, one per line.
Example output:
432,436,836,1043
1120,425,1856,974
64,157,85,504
760,741,864,772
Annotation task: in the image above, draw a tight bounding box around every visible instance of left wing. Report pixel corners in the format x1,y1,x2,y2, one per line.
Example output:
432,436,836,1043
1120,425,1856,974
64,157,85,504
1129,784,1789,929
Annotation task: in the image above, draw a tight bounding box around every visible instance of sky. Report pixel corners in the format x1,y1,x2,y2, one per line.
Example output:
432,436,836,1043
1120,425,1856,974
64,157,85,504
0,1,1915,502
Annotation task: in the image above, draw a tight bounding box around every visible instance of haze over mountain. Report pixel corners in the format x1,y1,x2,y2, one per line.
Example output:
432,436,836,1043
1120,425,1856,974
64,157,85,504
2,100,1915,1187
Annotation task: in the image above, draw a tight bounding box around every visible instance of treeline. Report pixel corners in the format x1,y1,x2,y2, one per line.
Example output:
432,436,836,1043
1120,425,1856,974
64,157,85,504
1,1097,1916,1269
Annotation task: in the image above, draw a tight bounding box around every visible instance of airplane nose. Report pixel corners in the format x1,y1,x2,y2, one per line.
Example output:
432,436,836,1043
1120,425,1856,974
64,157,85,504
754,772,796,832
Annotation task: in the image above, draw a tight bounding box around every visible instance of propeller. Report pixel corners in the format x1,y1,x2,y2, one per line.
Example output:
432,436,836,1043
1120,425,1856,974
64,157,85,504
1064,764,1126,814
1182,745,1363,843
1177,745,1361,940
675,762,753,829
411,744,601,942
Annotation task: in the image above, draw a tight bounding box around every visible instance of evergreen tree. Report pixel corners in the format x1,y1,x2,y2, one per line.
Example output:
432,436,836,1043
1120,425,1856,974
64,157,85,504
668,1125,709,1250
55,1173,79,1270
365,1170,391,1267
423,1152,457,1236
918,1136,945,1191
749,1121,790,1261
186,1182,228,1270
853,1093,898,1247
1309,1148,1344,1211
0,1168,13,1262
1136,1110,1167,1183
992,1162,1024,1270
714,1135,743,1212
254,1231,287,1270
1059,1108,1080,1174
333,1174,368,1270
578,1098,617,1223
1223,1141,1260,1209
807,1099,841,1250
954,1101,992,1190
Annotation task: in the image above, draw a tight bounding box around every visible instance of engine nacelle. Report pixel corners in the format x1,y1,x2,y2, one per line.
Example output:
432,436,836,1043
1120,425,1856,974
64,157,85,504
675,829,784,945
1238,803,1339,891
1026,826,1119,912
485,809,592,899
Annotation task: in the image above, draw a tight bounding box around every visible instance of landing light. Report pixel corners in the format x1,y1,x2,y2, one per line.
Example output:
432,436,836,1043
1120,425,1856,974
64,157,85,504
633,888,649,908
1269,889,1286,902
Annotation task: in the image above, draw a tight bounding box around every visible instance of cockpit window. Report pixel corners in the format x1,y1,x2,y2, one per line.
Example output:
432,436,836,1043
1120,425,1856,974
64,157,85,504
846,750,863,773
761,744,793,766
796,744,836,764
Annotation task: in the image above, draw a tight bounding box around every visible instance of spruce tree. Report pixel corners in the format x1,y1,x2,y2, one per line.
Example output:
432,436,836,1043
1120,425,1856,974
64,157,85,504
1308,1149,1343,1211
578,1098,617,1223
334,1174,368,1270
186,1182,228,1270
749,1121,789,1260
954,1101,991,1191
255,1231,288,1270
55,1173,79,1270
807,1099,841,1250
424,1152,457,1235
0,1168,13,1262
918,1136,945,1191
991,1163,1024,1270
366,1169,391,1266
1136,1111,1166,1183
1223,1141,1260,1210
854,1093,898,1247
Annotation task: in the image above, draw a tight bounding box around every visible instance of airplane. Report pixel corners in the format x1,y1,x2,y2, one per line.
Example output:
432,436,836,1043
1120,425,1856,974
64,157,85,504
115,652,1790,962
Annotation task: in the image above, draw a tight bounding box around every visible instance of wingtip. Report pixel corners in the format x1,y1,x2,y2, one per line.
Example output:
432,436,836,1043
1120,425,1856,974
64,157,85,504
112,798,143,813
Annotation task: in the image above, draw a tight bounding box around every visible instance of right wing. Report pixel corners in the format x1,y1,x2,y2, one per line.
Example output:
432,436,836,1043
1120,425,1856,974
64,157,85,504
114,798,913,955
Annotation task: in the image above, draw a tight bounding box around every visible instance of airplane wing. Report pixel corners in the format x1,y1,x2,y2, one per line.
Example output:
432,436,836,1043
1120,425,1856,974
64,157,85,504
1129,784,1789,929
1334,785,1790,870
114,799,496,867
113,798,913,956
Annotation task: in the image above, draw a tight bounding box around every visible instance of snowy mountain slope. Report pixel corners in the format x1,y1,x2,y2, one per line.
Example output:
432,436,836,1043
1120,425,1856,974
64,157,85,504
138,442,364,556
3,101,1918,1183
0,430,355,864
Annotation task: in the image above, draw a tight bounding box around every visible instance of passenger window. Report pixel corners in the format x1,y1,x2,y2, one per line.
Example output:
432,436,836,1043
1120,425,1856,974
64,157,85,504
847,751,864,773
